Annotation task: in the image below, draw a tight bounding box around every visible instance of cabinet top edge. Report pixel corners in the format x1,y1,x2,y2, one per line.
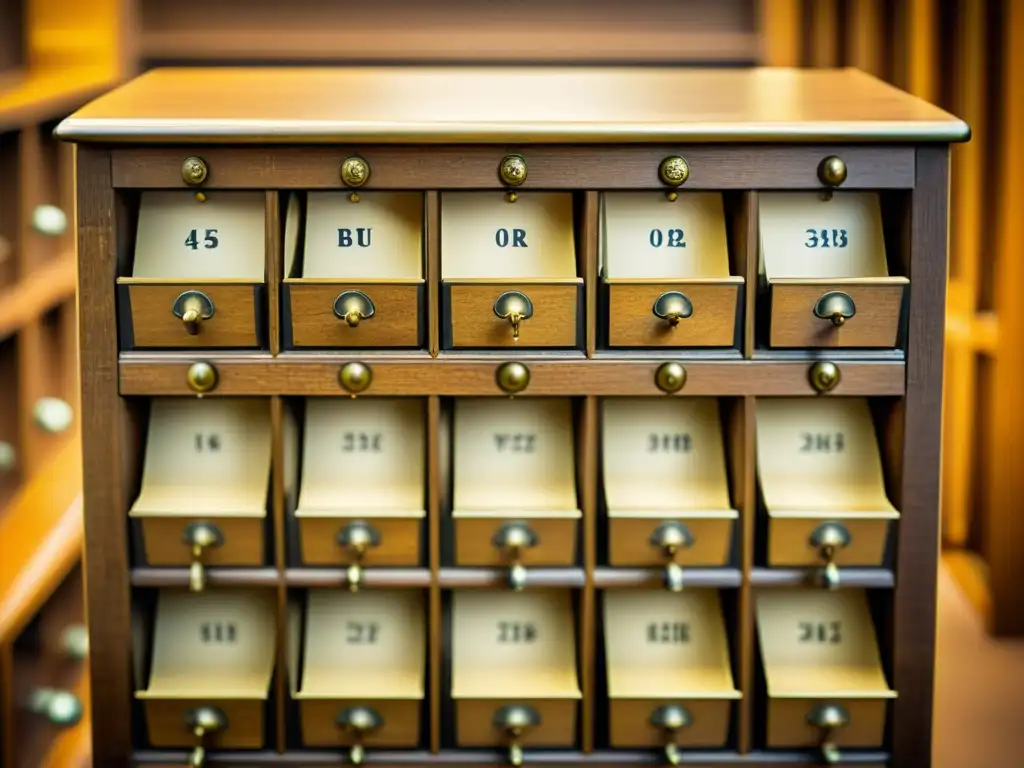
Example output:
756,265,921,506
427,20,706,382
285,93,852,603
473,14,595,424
54,66,971,145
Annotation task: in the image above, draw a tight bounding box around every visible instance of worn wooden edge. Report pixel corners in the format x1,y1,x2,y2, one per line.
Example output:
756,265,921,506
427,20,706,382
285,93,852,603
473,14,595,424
118,357,905,397
0,433,83,643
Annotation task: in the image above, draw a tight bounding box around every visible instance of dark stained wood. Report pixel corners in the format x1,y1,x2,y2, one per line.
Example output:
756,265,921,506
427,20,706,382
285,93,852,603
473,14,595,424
427,395,441,753
266,192,282,356
270,396,287,752
736,396,756,753
582,192,598,357
425,193,440,358
580,396,597,752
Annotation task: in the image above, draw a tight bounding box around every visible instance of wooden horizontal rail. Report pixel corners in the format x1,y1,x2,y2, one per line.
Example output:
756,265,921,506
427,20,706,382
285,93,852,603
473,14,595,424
0,250,76,340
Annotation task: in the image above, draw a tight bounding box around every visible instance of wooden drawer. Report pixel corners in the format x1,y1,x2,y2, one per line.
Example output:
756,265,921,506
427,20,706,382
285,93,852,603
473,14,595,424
606,280,742,348
756,589,896,751
143,698,265,749
298,517,422,567
454,517,577,567
289,590,426,754
444,281,582,348
137,517,265,567
283,281,425,348
452,590,580,749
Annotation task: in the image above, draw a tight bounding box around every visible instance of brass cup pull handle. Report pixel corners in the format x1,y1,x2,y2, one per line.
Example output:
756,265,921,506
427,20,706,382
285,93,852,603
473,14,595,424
493,522,539,591
494,291,535,341
650,704,692,766
493,704,541,767
653,292,694,327
186,706,228,768
27,688,84,727
810,521,851,590
182,522,224,594
814,291,856,327
333,290,377,328
173,290,216,336
337,521,382,593
807,703,849,764
651,522,693,593
336,706,384,766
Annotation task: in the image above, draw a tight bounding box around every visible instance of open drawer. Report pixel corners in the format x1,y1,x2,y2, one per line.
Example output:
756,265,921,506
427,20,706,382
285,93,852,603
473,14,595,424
451,398,580,584
603,398,737,581
755,398,899,583
601,193,743,348
758,192,907,349
117,191,267,349
294,398,426,578
128,398,272,591
135,589,277,754
604,590,739,754
441,192,583,349
282,192,426,349
451,589,581,754
289,589,426,759
755,588,896,756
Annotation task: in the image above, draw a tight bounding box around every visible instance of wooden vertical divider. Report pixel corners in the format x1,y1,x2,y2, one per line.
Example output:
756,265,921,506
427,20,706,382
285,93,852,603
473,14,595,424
742,192,758,359
847,0,886,77
579,394,597,752
582,191,598,358
733,395,756,753
1,642,12,767
266,191,281,356
270,395,287,752
758,0,804,66
17,126,43,275
427,394,441,752
809,0,840,67
16,320,43,478
0,131,20,289
426,192,440,357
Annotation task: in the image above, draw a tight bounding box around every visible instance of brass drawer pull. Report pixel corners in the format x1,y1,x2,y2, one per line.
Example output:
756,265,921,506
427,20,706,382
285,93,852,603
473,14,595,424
494,291,534,341
27,688,84,727
337,706,384,766
814,291,857,327
493,521,539,591
807,703,849,764
173,290,216,336
810,521,851,590
653,291,694,327
334,290,376,328
33,397,73,434
650,521,694,593
186,706,228,768
494,704,541,767
337,521,382,592
182,521,224,593
650,704,692,766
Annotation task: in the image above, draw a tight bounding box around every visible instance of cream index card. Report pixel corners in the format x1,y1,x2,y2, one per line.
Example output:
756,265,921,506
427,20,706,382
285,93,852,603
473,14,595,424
440,193,577,280
283,193,301,278
601,192,731,279
755,588,896,699
300,192,424,280
602,398,734,516
296,398,425,518
133,191,266,280
452,398,578,516
141,589,276,699
129,398,272,518
755,398,897,515
452,590,581,699
603,590,739,699
758,192,888,279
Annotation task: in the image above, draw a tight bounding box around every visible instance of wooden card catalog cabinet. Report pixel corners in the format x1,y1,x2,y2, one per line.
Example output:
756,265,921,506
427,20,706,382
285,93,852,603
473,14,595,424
755,589,896,760
128,399,272,592
755,398,899,587
118,190,267,349
440,191,582,348
603,590,739,757
601,193,742,347
294,398,426,584
451,398,580,589
451,590,581,757
289,590,426,762
602,398,737,588
282,191,426,348
758,192,907,348
135,590,277,759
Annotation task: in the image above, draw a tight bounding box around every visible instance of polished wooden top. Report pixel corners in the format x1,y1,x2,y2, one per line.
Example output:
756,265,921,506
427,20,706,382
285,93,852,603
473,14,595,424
56,66,969,144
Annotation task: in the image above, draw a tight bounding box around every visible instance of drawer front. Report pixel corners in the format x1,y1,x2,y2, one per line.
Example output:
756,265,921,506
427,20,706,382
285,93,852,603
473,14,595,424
767,698,889,749
455,699,577,747
299,699,421,748
120,283,262,349
284,282,424,349
454,518,578,566
768,281,906,348
606,282,741,348
143,698,266,749
609,699,732,748
298,517,422,566
768,518,892,567
140,517,265,566
608,518,734,567
444,282,581,348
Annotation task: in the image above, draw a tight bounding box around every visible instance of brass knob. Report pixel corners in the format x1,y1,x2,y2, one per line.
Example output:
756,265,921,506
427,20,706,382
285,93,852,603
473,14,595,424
808,361,841,394
27,688,84,727
339,362,373,396
807,703,849,764
186,706,228,768
499,154,528,187
33,397,73,434
333,290,376,328
653,292,694,327
494,291,534,341
818,156,848,188
337,706,383,766
494,705,541,767
183,522,224,593
650,704,692,766
187,362,218,395
60,625,89,661
341,156,371,189
654,362,687,395
651,522,693,593
181,157,209,186
814,291,856,327
659,156,690,187
493,522,539,591
32,204,68,236
0,441,15,472
173,290,216,335
810,521,851,590
496,362,531,396
337,521,381,593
